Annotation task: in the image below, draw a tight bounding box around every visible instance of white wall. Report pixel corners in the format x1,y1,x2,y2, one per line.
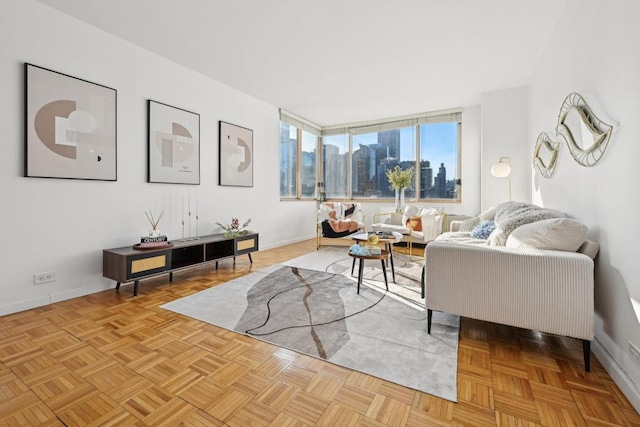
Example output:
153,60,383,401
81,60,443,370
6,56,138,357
480,87,530,211
529,0,640,410
0,0,482,315
0,0,316,315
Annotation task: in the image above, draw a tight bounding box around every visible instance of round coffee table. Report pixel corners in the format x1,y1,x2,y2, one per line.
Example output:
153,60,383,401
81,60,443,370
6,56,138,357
348,250,390,294
350,231,402,283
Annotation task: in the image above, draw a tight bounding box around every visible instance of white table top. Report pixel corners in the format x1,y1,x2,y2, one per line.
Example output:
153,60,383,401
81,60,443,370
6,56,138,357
350,231,403,243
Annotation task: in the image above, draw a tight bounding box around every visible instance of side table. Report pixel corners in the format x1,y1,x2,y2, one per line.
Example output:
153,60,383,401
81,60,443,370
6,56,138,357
350,231,402,283
348,250,390,294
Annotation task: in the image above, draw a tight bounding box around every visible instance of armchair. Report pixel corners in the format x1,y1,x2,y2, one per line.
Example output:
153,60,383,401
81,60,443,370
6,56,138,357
316,202,365,249
371,206,447,258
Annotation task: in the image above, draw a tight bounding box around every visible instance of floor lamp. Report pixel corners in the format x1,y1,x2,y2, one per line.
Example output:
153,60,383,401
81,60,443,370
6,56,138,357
490,157,511,201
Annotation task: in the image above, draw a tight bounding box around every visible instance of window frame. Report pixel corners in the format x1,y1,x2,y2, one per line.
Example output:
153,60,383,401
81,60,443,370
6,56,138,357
280,109,462,203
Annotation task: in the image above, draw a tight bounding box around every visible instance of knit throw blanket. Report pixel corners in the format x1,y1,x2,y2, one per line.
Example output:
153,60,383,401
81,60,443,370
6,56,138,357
488,202,565,246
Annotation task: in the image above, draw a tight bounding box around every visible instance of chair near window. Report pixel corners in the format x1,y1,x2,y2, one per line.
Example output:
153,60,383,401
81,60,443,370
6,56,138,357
316,202,366,249
371,206,447,258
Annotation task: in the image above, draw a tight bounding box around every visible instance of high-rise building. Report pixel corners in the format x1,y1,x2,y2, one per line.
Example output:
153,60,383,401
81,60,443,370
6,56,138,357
435,162,447,198
323,144,348,198
377,129,400,160
420,160,433,198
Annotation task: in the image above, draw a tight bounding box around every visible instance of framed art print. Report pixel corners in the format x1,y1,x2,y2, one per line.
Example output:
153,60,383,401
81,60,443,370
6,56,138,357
219,121,253,187
25,63,117,180
148,100,200,184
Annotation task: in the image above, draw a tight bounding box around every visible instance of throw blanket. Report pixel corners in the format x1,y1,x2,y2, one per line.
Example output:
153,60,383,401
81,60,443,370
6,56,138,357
488,202,565,246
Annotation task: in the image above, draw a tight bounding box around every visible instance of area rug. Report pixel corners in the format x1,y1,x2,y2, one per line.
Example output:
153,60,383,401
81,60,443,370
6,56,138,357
160,248,459,402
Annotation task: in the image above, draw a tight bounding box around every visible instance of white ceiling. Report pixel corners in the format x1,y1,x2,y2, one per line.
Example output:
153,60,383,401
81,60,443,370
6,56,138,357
35,0,565,126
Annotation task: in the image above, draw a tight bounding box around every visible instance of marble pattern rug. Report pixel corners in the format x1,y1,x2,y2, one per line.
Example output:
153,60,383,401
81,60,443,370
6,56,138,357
161,247,459,401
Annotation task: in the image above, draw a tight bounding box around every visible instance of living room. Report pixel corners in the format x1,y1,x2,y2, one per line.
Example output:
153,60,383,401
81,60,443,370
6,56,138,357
2,0,639,423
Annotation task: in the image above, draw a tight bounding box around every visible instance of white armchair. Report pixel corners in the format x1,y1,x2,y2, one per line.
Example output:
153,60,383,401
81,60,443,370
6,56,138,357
371,206,447,257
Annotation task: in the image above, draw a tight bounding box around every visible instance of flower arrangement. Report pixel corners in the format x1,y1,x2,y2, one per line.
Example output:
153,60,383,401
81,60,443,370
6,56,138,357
216,218,252,238
386,165,414,190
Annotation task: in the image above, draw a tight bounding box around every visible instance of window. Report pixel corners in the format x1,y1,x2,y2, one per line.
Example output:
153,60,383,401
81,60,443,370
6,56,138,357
419,122,460,200
279,122,297,198
279,111,320,199
352,127,416,199
280,109,461,202
322,134,348,199
300,130,317,198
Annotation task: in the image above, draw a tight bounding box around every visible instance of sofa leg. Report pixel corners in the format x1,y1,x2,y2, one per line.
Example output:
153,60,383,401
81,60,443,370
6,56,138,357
421,265,425,299
427,309,432,334
583,340,591,372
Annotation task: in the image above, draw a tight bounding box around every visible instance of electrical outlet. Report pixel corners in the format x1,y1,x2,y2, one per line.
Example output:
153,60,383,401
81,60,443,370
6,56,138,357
629,342,640,367
34,271,56,284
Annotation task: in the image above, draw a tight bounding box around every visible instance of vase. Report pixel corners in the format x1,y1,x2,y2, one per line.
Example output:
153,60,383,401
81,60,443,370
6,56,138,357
395,188,405,213
149,229,161,237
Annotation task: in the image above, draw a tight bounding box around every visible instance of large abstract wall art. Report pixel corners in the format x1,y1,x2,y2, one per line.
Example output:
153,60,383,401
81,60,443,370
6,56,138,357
148,100,200,184
219,121,253,187
25,63,117,180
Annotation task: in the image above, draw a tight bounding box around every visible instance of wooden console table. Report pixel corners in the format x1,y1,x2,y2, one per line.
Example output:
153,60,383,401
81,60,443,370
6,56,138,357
103,233,259,296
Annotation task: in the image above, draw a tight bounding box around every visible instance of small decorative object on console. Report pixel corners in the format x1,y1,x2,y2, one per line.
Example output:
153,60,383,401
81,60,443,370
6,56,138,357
217,218,252,238
145,210,164,237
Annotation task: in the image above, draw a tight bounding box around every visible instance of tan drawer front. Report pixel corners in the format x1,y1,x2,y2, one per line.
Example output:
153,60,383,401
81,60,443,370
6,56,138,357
237,238,256,251
131,255,166,274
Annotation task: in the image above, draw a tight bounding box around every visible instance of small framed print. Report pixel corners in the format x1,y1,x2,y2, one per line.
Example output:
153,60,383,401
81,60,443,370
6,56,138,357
148,100,200,184
219,121,253,187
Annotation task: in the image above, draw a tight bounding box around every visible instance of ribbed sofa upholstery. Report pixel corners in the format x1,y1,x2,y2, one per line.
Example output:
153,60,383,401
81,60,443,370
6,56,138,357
424,203,599,371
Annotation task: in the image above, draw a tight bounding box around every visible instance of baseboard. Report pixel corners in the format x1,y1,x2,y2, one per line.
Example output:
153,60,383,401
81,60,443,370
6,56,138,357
592,336,640,413
0,296,51,316
262,235,315,250
0,279,115,316
50,280,115,304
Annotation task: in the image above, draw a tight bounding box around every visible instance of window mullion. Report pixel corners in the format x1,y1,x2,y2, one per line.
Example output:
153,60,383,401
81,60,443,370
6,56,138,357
348,131,353,200
415,124,421,200
296,128,302,199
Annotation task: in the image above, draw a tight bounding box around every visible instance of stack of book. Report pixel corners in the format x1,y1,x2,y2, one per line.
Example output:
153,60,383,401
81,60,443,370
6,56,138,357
139,235,170,248
375,231,395,239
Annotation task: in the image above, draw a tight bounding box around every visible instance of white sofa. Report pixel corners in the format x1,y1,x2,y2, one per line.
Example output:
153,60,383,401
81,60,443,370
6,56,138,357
370,206,449,257
423,201,599,371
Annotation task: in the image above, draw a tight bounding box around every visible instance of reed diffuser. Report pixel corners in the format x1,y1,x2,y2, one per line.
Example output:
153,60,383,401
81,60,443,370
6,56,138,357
145,210,164,237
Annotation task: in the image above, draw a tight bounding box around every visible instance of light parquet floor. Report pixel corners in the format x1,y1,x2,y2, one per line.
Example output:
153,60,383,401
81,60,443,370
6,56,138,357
0,239,638,426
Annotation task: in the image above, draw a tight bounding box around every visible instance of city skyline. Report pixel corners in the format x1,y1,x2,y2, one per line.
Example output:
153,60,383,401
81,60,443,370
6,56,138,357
280,122,458,199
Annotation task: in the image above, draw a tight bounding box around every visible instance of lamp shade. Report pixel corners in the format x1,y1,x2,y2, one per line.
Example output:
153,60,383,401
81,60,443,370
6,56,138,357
490,161,511,178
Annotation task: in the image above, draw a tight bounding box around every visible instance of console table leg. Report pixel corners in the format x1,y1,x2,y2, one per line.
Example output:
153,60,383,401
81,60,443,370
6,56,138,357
133,280,139,297
248,253,253,263
116,282,121,290
216,261,219,270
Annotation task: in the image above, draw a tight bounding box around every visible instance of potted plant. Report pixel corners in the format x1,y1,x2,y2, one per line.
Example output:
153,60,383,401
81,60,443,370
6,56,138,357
386,166,414,212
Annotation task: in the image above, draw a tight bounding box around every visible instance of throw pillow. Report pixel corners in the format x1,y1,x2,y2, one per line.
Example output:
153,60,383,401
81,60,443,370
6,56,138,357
470,220,496,240
488,202,567,246
458,216,480,232
406,216,422,232
505,218,587,252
